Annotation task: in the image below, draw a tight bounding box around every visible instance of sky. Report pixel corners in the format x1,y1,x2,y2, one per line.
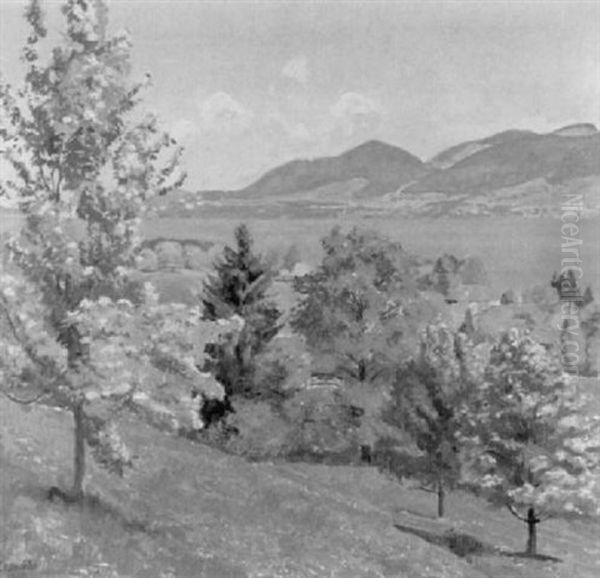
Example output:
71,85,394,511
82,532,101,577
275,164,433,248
1,0,599,190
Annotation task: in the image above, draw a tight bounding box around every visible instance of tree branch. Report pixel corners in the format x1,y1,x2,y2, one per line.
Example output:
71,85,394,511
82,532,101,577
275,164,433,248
1,389,49,405
0,293,65,383
506,501,529,522
535,509,553,522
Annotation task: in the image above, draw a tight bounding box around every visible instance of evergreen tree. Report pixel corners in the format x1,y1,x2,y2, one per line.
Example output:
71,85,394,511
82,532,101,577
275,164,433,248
202,224,281,399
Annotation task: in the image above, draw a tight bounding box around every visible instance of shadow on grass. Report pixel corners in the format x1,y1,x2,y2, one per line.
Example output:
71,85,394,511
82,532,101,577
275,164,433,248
395,523,498,558
504,552,562,563
394,523,563,563
44,485,159,536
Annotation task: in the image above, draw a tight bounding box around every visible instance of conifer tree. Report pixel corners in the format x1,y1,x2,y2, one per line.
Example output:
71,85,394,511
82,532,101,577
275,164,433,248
202,224,281,399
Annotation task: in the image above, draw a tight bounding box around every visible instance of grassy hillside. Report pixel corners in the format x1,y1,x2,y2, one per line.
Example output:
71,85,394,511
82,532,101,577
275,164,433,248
0,401,600,578
1,396,600,577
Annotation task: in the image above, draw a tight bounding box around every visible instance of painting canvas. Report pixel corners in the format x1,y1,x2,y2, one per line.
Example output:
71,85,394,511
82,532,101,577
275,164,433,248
0,1,599,576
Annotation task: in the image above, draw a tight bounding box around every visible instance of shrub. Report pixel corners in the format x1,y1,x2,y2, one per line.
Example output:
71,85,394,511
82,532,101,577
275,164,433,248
155,241,185,271
282,244,302,273
183,244,209,271
281,387,362,463
136,248,159,272
222,400,292,459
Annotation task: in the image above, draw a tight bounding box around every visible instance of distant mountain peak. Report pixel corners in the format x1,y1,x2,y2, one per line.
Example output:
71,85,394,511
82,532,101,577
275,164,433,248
344,139,403,153
553,123,598,137
237,139,426,199
194,123,600,213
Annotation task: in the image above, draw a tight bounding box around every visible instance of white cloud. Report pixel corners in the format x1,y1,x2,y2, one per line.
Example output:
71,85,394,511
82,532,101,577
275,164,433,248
330,92,381,119
282,55,309,84
329,92,383,136
266,111,312,142
197,91,254,134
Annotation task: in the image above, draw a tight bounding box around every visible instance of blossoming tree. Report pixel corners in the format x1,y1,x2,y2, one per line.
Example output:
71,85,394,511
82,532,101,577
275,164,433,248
463,329,600,555
0,0,225,502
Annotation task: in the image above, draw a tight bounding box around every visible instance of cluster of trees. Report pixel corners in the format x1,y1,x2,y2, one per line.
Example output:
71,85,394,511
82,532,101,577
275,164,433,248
0,0,598,559
385,322,600,554
197,220,600,555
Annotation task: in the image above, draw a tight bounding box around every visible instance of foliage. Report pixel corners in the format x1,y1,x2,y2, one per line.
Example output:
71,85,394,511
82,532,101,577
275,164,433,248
462,329,600,553
282,243,301,272
547,269,596,375
250,332,312,403
551,269,594,306
291,226,435,386
426,254,463,297
135,246,158,272
182,243,207,270
420,254,488,298
282,386,364,462
221,399,292,459
0,0,190,500
202,223,282,400
387,322,485,516
581,305,600,376
154,240,184,271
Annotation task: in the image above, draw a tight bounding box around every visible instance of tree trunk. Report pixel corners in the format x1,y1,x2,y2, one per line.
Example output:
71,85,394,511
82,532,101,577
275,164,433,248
526,507,538,556
437,470,445,518
358,360,367,383
71,402,86,501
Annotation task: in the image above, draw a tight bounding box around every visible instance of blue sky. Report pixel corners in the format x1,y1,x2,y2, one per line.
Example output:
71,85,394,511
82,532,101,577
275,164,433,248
1,0,599,190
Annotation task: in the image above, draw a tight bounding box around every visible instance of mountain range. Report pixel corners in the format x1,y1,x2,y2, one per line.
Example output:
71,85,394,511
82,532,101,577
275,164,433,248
197,123,600,217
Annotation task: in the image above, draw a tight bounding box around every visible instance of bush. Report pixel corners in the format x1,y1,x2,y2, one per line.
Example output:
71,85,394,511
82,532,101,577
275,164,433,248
281,387,363,463
444,530,487,558
136,247,159,272
222,400,292,459
214,385,365,464
282,243,302,273
183,244,209,270
155,241,185,271
500,289,516,305
251,333,312,403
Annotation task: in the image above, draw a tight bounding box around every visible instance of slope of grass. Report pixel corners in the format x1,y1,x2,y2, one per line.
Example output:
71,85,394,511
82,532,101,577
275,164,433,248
1,397,599,578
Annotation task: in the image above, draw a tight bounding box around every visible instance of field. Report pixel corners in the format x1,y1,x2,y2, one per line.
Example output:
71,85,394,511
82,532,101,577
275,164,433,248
2,396,600,578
